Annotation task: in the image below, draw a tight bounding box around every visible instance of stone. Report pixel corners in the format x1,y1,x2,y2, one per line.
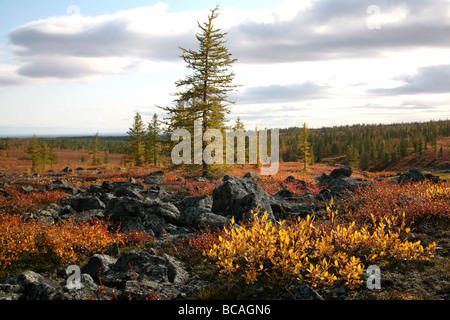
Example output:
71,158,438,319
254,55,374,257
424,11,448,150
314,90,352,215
144,176,166,185
8,271,62,300
114,187,144,200
243,171,262,182
284,284,323,300
212,175,275,221
62,195,105,212
105,197,146,220
398,168,440,183
163,253,189,284
81,254,118,282
148,201,182,226
330,166,353,179
113,250,169,283
47,180,80,195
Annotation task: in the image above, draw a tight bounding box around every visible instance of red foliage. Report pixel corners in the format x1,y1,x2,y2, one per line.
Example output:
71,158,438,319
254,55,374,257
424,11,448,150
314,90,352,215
339,180,450,227
0,186,68,215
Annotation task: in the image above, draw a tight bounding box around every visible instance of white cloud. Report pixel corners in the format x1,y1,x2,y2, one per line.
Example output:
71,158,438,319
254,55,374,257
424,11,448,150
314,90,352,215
1,0,450,134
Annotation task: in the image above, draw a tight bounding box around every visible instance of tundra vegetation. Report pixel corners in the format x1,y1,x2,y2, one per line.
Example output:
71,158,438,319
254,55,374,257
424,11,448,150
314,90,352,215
0,7,449,301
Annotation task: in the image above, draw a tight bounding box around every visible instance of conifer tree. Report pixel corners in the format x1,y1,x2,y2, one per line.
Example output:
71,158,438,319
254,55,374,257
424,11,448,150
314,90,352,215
346,143,359,169
49,147,58,168
232,117,246,166
27,135,41,172
126,112,146,166
160,6,239,177
298,123,311,172
39,143,50,171
145,113,161,166
92,132,101,165
104,149,110,165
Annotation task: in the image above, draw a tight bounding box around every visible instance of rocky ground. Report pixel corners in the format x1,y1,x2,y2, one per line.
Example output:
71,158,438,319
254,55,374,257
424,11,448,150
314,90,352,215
0,166,448,300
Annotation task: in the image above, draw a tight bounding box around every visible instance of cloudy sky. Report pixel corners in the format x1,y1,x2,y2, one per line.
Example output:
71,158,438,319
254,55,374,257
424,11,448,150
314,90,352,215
0,0,449,136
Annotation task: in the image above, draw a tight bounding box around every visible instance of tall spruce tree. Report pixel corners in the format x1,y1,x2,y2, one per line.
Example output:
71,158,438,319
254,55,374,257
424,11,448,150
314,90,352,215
92,132,101,165
145,113,161,166
126,112,146,166
27,135,41,172
161,6,239,177
298,123,311,172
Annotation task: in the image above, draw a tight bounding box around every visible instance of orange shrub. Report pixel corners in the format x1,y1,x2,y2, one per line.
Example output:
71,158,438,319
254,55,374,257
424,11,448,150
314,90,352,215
0,214,123,269
0,214,40,269
38,217,123,265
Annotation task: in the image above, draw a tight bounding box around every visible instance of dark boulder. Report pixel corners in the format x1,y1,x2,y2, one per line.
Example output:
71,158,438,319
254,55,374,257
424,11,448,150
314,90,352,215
105,197,146,220
330,166,353,179
62,195,105,212
114,187,144,200
317,173,334,186
398,168,440,183
81,254,117,282
112,250,169,283
212,175,275,221
46,180,80,195
6,271,62,300
243,172,262,182
283,176,307,188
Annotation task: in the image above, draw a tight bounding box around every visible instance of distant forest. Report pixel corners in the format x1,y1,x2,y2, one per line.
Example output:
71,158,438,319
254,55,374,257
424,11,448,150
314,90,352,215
0,135,128,155
1,119,449,172
280,119,450,170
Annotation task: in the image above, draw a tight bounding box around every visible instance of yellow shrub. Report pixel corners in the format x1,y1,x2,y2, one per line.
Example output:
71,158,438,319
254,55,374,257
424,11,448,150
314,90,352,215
207,209,436,289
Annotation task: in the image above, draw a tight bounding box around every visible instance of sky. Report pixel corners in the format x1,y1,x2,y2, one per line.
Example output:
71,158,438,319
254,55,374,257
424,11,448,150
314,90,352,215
0,0,449,137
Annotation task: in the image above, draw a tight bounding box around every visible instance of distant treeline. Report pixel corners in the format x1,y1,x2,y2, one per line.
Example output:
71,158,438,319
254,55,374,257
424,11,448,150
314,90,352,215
280,119,450,170
1,119,449,171
0,135,128,155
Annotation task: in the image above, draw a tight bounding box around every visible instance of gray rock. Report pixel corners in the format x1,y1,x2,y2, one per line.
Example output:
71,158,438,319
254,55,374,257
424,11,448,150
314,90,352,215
47,180,80,195
212,175,275,222
105,197,146,220
243,171,262,182
163,253,190,284
81,254,118,282
114,187,144,200
327,176,370,193
284,284,323,300
270,198,315,220
0,283,22,300
62,195,105,213
398,168,440,183
330,166,353,179
144,176,166,185
122,280,162,300
113,250,169,283
148,201,182,226
316,175,371,201
8,271,62,300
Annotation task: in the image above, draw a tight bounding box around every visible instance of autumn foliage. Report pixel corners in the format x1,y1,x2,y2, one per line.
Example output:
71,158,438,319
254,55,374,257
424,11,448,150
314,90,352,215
207,208,436,289
339,180,450,227
0,186,68,215
0,186,124,269
0,214,123,269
